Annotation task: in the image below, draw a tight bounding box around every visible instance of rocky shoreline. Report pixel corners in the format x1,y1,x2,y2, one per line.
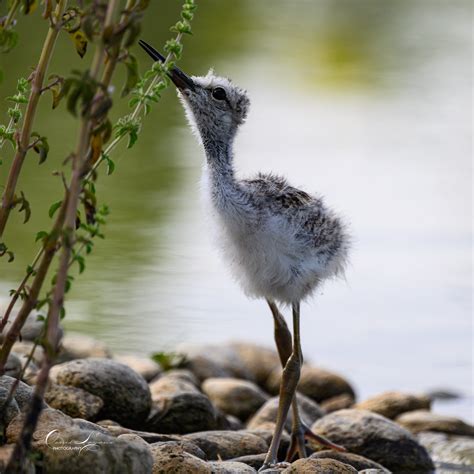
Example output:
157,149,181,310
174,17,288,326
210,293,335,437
0,322,473,473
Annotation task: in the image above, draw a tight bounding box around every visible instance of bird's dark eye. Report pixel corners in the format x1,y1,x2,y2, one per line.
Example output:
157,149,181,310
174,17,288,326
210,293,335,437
212,87,227,101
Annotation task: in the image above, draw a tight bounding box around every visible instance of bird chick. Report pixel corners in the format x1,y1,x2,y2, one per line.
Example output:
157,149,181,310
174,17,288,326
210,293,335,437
139,39,349,469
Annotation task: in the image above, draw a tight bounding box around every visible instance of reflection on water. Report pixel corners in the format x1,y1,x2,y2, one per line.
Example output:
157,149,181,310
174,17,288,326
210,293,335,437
1,1,472,420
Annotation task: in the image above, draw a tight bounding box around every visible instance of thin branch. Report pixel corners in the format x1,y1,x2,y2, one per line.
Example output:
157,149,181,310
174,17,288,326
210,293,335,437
0,0,67,237
0,248,42,333
6,0,121,466
0,201,67,375
3,0,21,30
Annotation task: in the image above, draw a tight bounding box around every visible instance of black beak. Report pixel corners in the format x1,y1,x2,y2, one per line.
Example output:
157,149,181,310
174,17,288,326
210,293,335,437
138,40,195,92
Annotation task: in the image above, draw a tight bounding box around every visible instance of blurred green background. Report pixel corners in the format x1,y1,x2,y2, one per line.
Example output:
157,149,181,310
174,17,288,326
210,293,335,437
0,1,472,419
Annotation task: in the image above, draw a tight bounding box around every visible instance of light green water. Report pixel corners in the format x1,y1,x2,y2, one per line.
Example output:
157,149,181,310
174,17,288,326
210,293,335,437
0,1,472,420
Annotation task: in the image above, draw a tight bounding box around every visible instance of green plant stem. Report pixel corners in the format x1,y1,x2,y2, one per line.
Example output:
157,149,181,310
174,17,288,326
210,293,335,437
0,0,67,238
88,32,184,179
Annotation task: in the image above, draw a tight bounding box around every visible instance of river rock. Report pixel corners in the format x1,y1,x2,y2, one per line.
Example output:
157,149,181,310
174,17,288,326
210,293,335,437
0,312,49,344
43,426,153,473
260,465,289,473
114,354,162,382
311,409,434,472
10,341,44,365
320,393,354,413
417,431,474,467
214,408,233,430
98,422,183,443
247,393,324,432
178,343,254,381
228,453,267,469
0,375,38,410
246,429,290,460
266,365,355,403
150,440,207,459
149,372,199,396
150,443,211,473
355,391,431,419
283,458,357,473
226,414,244,430
310,451,389,472
45,383,104,420
6,407,108,449
58,333,111,361
4,352,21,378
183,430,268,460
0,387,20,428
16,354,39,385
20,313,47,341
162,368,200,386
202,377,270,421
50,358,151,428
396,410,474,436
146,373,217,433
208,461,257,473
230,343,280,387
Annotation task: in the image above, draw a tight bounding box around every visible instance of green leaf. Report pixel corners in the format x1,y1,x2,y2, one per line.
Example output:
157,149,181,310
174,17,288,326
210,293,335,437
170,20,192,35
31,133,49,164
164,39,183,58
6,93,28,104
114,115,141,149
123,20,141,48
105,156,115,175
127,130,138,148
17,78,30,95
0,29,19,54
181,10,194,21
48,75,66,109
151,351,187,371
70,30,88,58
0,125,15,148
8,106,22,123
66,85,82,117
48,200,62,218
75,254,85,273
35,230,49,242
17,191,31,223
22,0,37,15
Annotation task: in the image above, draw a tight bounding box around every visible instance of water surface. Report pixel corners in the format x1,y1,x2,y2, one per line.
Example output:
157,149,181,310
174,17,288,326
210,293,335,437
0,1,472,420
